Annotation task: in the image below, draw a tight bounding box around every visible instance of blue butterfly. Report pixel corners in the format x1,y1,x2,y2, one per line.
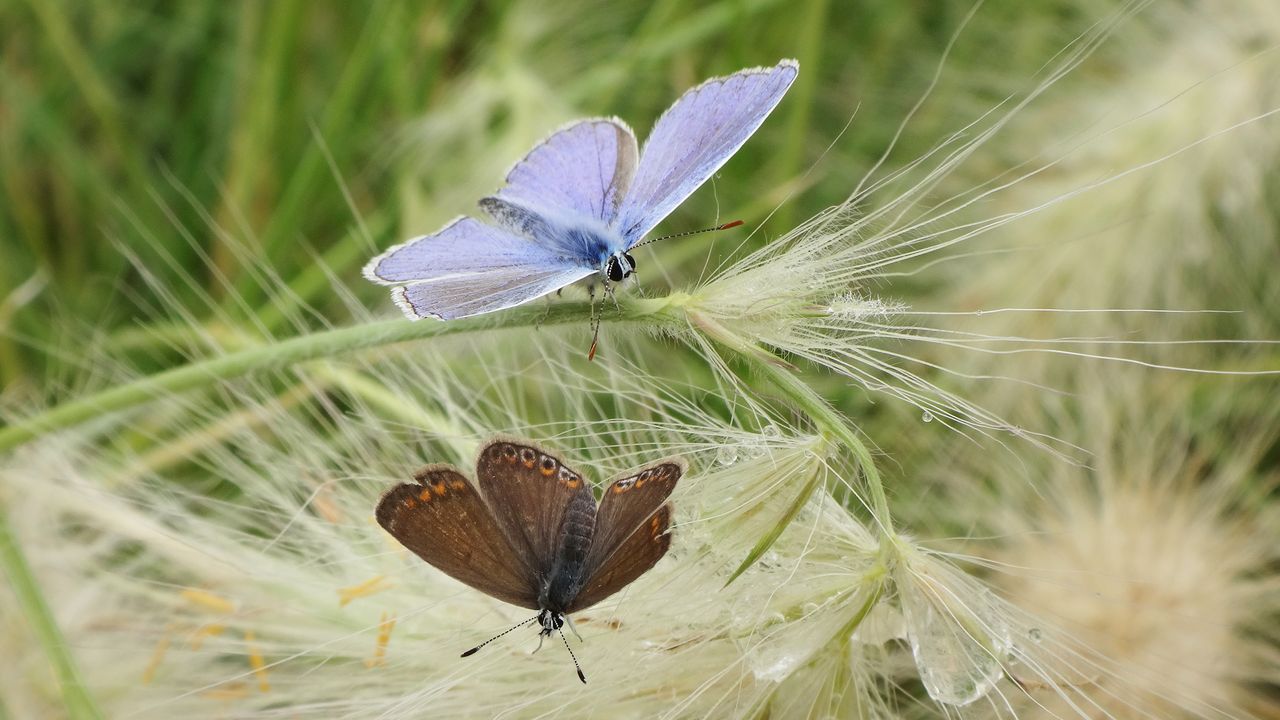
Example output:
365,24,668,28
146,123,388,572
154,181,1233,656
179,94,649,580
365,60,799,352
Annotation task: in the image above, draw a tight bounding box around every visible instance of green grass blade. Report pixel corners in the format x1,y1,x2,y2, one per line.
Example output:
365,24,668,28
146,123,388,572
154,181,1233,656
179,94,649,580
0,512,104,720
723,459,824,587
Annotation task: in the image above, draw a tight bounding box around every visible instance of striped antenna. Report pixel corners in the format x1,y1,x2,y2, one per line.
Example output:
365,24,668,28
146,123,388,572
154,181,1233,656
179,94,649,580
460,615,538,657
562,630,587,683
630,219,744,249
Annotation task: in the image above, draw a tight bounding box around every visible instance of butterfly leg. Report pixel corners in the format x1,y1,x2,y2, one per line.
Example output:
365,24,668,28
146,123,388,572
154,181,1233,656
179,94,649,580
588,283,601,361
564,615,584,643
603,276,621,312
534,294,555,330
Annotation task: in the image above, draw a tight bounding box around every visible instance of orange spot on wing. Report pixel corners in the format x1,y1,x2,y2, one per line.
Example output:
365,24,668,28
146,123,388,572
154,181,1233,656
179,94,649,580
566,478,581,489
433,481,447,495
417,488,431,502
450,480,466,491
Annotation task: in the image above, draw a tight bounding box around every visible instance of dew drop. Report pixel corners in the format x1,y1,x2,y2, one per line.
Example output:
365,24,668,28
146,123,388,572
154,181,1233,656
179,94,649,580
921,410,934,423
899,562,1011,706
716,446,739,466
1028,627,1043,642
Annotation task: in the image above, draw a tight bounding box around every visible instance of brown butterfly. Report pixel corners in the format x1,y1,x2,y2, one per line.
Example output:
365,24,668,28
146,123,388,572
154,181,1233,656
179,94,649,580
376,437,683,682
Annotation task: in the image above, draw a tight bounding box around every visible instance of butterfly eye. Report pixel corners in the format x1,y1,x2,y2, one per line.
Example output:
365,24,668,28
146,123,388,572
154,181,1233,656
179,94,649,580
623,252,636,275
606,256,625,283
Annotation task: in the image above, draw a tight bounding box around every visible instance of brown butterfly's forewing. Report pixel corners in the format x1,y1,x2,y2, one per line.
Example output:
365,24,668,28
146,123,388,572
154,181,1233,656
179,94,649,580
566,459,684,612
376,465,539,610
475,438,596,575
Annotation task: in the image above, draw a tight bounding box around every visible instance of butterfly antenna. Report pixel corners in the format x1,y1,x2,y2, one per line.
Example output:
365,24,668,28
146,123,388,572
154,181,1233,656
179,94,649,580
630,219,745,249
561,630,587,683
461,615,538,658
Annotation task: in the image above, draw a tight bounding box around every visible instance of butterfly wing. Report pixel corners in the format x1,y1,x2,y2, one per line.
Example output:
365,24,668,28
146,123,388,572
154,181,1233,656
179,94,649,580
612,60,799,245
474,438,597,577
364,217,594,320
376,465,538,610
566,459,684,612
486,118,638,226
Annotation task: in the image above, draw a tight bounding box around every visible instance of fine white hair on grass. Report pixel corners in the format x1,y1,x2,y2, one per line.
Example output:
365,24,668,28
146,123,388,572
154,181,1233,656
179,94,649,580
675,0,1280,461
9,337,1265,718
0,340,1261,716
0,333,907,718
917,368,1280,719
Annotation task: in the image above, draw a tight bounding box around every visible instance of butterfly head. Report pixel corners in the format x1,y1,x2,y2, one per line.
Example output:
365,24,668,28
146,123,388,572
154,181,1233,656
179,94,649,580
604,251,637,284
537,607,567,636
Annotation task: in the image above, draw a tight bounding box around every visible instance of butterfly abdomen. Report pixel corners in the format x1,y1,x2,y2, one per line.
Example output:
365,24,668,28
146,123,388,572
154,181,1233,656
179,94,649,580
542,490,597,612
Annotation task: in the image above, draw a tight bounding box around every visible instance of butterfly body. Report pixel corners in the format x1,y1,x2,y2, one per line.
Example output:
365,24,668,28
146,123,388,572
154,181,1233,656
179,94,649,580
479,196,630,276
366,60,799,322
540,487,596,614
376,438,684,679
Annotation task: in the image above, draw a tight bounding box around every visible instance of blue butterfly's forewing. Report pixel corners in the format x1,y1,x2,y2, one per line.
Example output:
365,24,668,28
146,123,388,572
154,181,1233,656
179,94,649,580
613,60,799,246
363,217,593,320
489,118,638,226
478,117,639,266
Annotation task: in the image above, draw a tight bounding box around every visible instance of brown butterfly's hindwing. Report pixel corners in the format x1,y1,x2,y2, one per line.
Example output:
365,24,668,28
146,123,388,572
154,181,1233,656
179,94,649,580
568,503,673,613
567,459,684,612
